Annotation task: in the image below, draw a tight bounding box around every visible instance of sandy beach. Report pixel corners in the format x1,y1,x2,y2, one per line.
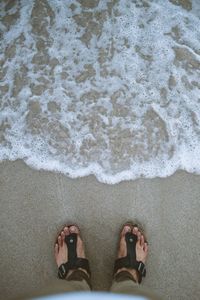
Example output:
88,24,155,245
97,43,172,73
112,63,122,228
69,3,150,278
0,160,200,299
1,0,200,299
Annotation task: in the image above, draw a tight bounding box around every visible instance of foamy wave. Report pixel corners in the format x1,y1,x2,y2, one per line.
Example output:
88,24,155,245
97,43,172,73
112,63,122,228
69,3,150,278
0,0,200,183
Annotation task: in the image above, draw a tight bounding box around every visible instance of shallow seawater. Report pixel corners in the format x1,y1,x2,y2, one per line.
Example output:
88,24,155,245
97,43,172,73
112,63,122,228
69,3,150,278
0,0,200,183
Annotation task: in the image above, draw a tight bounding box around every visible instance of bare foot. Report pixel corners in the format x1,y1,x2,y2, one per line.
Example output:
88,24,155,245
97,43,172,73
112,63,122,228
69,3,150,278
116,224,148,283
55,225,89,278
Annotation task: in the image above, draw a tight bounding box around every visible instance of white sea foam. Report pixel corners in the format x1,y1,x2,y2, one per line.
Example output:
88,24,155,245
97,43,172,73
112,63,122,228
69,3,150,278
0,0,200,183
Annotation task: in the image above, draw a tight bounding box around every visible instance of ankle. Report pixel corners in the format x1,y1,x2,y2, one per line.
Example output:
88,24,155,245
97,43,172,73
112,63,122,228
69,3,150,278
128,269,139,283
67,268,90,279
115,268,139,283
66,269,92,289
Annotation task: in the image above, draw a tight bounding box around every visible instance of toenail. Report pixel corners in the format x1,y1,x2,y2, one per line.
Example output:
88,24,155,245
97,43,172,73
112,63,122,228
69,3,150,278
124,226,131,231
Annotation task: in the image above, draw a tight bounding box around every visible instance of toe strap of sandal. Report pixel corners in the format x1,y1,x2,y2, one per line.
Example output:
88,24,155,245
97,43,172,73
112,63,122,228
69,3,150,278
58,233,91,279
114,232,146,284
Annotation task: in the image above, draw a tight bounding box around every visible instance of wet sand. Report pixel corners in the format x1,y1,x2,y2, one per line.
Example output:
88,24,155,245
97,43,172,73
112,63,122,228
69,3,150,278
0,160,200,299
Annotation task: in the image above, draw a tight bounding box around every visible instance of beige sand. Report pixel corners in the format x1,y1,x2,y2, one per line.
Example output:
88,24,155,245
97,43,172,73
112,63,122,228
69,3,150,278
0,160,200,299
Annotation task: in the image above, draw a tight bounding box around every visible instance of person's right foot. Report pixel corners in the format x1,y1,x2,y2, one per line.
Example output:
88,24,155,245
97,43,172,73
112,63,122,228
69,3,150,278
115,224,148,283
55,225,89,278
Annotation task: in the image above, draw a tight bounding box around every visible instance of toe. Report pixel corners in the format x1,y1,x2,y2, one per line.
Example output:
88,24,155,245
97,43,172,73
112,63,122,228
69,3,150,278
121,225,132,237
61,231,65,244
54,243,58,257
144,242,148,253
64,226,69,235
137,231,141,244
140,235,145,247
58,235,62,247
69,225,79,234
132,226,138,235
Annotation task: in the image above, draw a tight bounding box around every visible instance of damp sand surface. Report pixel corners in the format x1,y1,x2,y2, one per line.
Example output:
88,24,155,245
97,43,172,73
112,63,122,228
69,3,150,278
0,160,200,300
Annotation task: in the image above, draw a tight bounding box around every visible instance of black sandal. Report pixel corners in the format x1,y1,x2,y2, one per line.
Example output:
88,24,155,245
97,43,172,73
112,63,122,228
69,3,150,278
113,225,147,284
57,230,91,280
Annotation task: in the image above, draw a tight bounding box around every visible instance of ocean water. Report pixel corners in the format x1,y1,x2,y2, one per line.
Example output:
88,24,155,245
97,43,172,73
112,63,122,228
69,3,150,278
0,0,200,184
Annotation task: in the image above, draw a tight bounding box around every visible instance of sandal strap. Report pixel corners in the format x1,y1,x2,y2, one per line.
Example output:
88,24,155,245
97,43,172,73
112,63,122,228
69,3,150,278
114,232,146,284
58,258,91,279
58,233,91,279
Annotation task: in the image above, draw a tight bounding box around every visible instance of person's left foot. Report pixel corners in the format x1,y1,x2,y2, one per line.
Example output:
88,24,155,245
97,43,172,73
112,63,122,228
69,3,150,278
115,224,148,283
55,225,89,278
